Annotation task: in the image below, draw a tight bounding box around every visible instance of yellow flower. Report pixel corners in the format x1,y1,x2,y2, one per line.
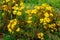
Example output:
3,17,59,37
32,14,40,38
25,10,31,14
11,19,17,30
13,10,17,15
41,3,48,7
50,13,53,17
28,16,32,20
49,24,53,28
51,29,54,32
44,26,47,29
12,0,15,3
17,11,22,16
49,24,56,28
20,2,24,6
34,6,40,10
15,4,18,7
6,0,10,2
7,19,17,33
16,28,20,32
11,24,15,29
43,22,47,25
13,19,17,25
40,19,44,23
40,6,45,9
43,20,46,23
8,28,12,33
26,20,32,23
37,32,44,39
44,17,50,23
2,5,8,11
7,24,10,29
14,21,17,25
31,9,37,14
44,12,49,17
10,20,14,23
52,24,56,27
19,6,24,11
12,6,18,10
46,6,52,11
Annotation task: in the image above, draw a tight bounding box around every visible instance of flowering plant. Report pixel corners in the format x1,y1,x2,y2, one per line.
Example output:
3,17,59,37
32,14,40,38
0,0,60,40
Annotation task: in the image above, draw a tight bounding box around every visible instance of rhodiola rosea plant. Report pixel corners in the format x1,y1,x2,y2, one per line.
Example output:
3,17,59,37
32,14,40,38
0,0,60,40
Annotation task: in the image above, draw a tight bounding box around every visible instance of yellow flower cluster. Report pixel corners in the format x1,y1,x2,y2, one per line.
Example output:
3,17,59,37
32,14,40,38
26,16,32,24
25,7,38,17
49,23,57,32
25,9,37,15
25,10,32,16
41,4,53,12
40,17,50,25
49,23,56,28
2,5,8,11
33,4,57,32
25,4,55,28
7,19,20,33
37,32,44,40
44,12,49,17
39,4,54,25
12,2,25,16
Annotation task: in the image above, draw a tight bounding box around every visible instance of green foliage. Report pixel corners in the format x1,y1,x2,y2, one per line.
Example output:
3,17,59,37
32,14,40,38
3,34,15,40
0,11,3,32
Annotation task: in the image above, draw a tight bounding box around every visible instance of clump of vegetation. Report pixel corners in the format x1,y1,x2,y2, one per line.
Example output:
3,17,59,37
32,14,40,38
0,0,60,40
